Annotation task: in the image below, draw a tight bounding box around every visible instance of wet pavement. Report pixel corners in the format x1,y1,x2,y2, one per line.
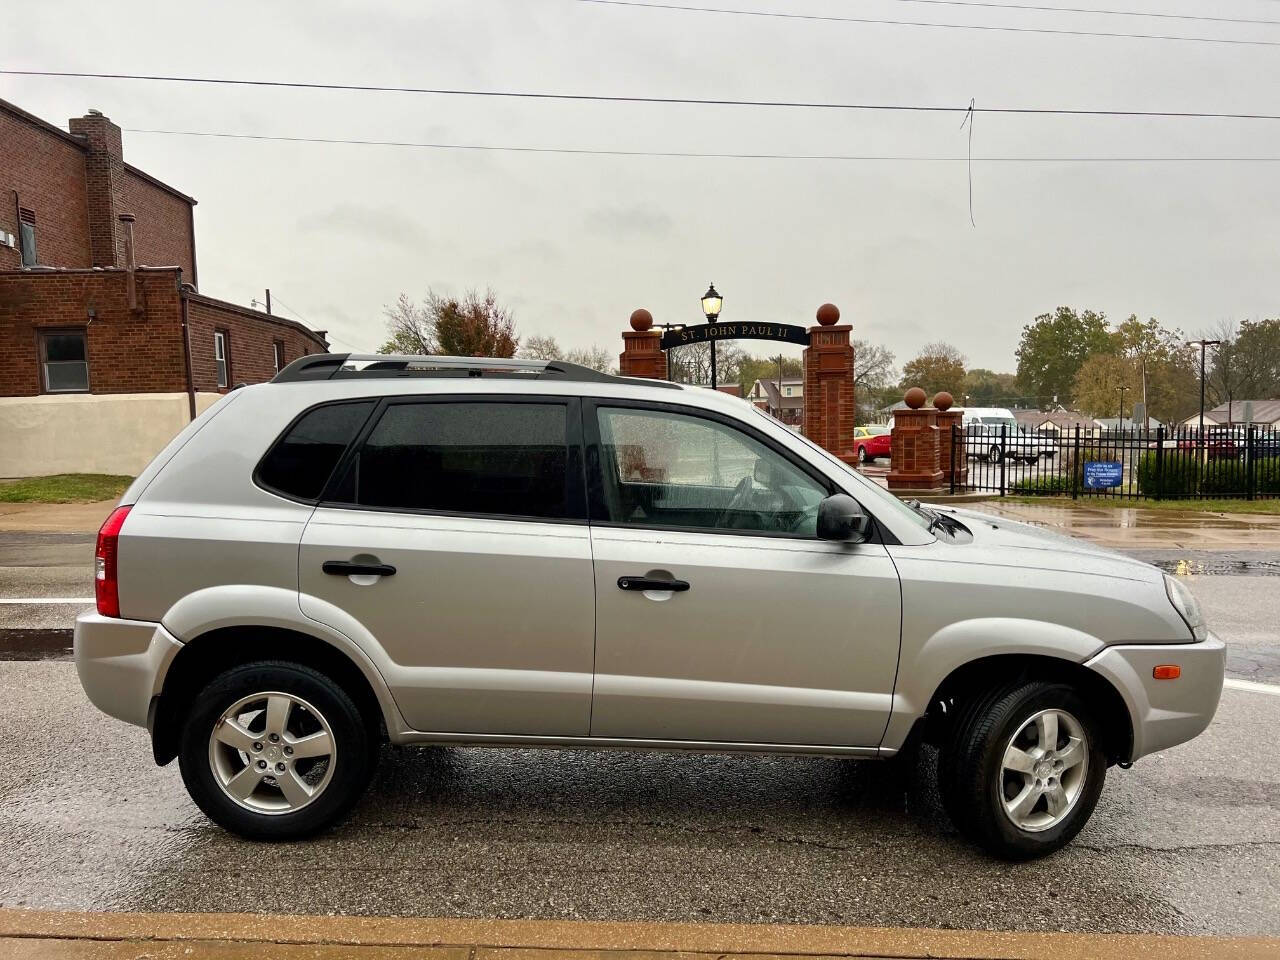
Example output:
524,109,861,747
0,524,1278,935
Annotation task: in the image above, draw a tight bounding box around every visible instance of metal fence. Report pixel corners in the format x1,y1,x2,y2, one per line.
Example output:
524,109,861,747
955,424,1280,501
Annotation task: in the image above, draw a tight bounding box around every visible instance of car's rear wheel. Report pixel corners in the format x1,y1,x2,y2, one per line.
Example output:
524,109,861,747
938,681,1106,859
857,446,869,464
179,661,377,840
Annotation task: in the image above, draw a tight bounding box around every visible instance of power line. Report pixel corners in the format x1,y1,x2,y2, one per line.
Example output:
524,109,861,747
270,292,368,352
8,71,1280,121
124,128,1280,162
879,0,1280,28
574,0,1280,46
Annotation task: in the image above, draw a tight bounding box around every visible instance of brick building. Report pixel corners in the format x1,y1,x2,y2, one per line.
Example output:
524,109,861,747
0,99,328,477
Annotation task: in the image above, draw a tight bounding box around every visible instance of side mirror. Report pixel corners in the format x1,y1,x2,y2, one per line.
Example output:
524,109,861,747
817,494,870,542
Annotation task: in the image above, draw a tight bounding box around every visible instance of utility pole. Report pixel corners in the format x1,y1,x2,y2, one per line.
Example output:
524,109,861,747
1189,338,1221,435
776,354,784,418
265,288,272,315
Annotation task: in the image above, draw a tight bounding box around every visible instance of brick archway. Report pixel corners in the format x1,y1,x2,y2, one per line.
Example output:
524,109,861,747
619,303,857,464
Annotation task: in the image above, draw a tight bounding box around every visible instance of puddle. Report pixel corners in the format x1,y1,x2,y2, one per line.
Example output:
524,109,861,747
0,628,72,661
1123,551,1280,577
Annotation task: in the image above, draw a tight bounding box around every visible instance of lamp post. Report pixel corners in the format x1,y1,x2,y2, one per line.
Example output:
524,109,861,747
701,283,723,389
1116,383,1130,428
1188,338,1221,437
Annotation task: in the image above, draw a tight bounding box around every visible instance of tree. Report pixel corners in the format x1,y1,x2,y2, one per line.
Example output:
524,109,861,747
853,340,896,422
379,289,518,358
900,342,966,398
962,368,1021,407
1069,316,1197,424
668,340,745,386
1218,318,1280,403
519,336,616,374
1015,307,1113,409
1071,353,1141,421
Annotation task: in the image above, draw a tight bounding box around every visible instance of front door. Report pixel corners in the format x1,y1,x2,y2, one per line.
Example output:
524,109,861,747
299,396,595,737
585,401,902,748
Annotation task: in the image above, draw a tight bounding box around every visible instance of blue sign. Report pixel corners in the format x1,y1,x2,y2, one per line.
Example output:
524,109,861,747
1083,461,1124,489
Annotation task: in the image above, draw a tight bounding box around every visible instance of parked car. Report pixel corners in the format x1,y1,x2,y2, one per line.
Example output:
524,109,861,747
76,353,1223,859
1177,427,1240,459
962,408,1050,463
854,425,891,464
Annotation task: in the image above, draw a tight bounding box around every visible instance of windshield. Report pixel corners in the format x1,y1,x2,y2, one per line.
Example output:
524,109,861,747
758,409,934,532
980,416,1019,429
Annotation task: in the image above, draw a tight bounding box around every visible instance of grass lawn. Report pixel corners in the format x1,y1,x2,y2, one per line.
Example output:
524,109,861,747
0,474,133,504
1006,496,1280,515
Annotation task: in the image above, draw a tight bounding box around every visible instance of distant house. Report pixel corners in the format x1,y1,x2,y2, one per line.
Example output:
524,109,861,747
1015,410,1094,433
714,383,743,398
1094,417,1164,432
1180,400,1280,429
749,377,803,425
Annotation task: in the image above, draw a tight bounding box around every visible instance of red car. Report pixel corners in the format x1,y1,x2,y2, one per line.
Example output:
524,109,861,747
854,425,891,464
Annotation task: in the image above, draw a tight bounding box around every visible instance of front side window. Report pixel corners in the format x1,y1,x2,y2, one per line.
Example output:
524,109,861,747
337,401,571,519
256,401,375,501
594,406,828,536
214,331,229,387
40,330,89,392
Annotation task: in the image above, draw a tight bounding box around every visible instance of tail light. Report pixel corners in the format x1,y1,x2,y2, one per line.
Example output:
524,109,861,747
95,505,132,618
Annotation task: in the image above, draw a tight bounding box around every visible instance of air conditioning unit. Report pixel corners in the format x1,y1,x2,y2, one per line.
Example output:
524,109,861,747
0,232,15,249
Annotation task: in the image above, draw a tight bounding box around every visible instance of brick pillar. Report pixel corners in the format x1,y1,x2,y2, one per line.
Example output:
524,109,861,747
933,392,968,489
887,388,944,491
802,303,857,465
619,308,668,380
68,110,127,268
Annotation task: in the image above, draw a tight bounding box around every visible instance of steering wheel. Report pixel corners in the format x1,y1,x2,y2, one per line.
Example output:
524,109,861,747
715,475,755,529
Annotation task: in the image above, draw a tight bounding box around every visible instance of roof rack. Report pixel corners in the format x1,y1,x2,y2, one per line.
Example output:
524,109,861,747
271,353,681,389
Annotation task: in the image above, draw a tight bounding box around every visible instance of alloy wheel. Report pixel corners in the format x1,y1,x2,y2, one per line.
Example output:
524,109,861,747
999,708,1089,832
207,691,337,815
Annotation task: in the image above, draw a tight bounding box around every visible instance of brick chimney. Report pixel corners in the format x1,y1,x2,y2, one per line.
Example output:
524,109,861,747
68,109,127,267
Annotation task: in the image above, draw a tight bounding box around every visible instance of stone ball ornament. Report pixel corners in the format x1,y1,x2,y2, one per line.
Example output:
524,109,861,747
629,308,653,332
815,303,841,326
904,387,927,409
934,391,954,412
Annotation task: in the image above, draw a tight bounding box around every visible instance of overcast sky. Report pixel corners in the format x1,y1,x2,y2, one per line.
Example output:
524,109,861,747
6,0,1280,374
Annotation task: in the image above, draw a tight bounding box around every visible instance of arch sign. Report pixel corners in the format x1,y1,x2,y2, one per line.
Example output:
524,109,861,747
659,321,811,351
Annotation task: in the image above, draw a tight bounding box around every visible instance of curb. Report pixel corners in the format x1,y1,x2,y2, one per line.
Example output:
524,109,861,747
1,909,1277,960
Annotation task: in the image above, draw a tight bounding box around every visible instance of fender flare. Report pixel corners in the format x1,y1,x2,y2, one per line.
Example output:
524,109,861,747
161,584,409,738
881,617,1107,752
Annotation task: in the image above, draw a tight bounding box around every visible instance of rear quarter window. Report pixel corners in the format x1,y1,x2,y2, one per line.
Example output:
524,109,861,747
255,401,376,502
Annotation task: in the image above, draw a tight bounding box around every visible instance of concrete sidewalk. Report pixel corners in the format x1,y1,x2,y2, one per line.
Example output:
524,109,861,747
961,500,1280,550
1,910,1277,960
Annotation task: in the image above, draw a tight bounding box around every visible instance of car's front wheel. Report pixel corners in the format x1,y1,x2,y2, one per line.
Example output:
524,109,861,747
939,681,1106,859
178,660,377,840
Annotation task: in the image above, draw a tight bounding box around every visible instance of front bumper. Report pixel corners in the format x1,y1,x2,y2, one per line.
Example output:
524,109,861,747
1085,631,1226,762
74,610,183,729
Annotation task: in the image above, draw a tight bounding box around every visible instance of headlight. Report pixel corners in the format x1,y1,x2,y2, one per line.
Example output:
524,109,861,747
1164,573,1207,640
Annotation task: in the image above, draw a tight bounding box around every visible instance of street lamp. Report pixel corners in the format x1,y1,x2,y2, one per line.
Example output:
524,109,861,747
1188,338,1222,437
700,283,723,389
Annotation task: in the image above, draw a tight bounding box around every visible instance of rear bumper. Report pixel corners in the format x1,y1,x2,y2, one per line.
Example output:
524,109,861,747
74,611,183,729
1085,632,1226,762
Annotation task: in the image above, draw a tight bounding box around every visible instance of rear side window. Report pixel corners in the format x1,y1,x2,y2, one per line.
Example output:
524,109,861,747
336,401,570,519
257,401,375,501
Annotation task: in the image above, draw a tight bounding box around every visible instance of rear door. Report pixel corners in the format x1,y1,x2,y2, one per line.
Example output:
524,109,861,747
584,400,902,748
298,395,596,737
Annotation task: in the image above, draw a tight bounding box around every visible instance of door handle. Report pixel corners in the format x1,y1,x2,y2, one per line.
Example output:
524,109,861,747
617,576,689,592
323,560,397,577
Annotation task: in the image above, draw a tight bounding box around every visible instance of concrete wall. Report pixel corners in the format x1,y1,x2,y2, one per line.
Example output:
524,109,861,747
0,392,220,478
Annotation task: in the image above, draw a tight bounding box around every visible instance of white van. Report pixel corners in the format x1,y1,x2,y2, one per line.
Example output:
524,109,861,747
962,408,1048,463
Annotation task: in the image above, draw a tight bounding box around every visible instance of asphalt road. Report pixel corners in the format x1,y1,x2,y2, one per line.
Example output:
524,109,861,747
0,532,1277,935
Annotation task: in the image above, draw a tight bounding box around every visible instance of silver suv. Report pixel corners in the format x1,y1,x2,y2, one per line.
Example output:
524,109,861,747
75,354,1224,859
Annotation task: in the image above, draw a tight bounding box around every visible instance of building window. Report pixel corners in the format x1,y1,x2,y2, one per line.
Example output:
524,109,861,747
273,341,285,374
40,329,89,392
18,208,37,268
214,330,230,388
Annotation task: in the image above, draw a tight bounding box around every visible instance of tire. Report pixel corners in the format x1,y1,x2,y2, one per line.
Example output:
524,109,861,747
938,681,1106,860
857,446,869,464
989,444,1003,463
179,660,378,840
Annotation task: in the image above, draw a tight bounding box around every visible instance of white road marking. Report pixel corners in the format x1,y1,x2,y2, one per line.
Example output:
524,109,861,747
1223,678,1280,697
0,598,93,605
